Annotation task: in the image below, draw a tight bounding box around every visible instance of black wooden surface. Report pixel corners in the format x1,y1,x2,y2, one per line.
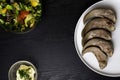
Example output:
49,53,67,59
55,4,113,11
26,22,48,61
0,0,120,80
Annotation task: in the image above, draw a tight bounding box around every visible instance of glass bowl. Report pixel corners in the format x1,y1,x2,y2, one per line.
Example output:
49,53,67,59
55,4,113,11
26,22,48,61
8,60,38,80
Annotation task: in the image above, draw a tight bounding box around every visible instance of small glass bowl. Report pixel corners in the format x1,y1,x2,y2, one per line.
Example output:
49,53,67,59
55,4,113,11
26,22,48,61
8,60,38,80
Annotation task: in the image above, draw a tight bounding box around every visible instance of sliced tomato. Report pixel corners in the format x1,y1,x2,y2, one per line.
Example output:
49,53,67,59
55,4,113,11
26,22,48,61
20,11,29,19
17,11,29,22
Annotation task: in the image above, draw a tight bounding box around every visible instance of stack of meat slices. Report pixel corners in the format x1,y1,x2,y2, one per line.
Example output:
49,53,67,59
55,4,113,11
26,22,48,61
82,8,117,69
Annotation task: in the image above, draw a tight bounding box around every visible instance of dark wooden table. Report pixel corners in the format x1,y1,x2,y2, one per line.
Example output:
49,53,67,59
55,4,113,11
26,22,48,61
0,0,120,80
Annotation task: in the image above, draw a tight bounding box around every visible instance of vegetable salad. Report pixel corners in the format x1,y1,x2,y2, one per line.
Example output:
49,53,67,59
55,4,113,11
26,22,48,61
0,0,42,32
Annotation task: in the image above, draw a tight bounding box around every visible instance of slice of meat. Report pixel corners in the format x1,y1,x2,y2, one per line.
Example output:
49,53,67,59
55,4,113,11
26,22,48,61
82,46,107,69
82,29,111,46
83,38,113,57
82,18,115,37
83,8,116,23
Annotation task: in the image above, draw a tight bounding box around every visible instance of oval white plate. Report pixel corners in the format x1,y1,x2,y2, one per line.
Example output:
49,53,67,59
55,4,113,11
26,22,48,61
74,0,120,77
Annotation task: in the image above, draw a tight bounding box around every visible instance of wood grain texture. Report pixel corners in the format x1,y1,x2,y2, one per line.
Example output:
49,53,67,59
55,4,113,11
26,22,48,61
0,0,120,80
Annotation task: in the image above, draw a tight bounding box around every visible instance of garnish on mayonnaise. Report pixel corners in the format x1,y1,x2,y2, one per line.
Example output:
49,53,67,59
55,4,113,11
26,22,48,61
16,65,35,80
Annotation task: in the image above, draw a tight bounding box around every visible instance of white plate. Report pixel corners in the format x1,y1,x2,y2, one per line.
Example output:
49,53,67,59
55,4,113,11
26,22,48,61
74,0,120,77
